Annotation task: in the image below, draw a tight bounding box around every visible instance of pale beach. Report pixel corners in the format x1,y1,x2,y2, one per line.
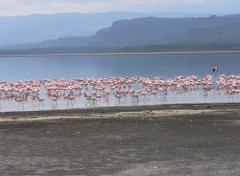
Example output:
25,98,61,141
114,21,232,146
1,103,240,175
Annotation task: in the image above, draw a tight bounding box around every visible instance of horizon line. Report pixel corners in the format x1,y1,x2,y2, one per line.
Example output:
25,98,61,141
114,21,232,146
0,50,240,57
0,11,236,18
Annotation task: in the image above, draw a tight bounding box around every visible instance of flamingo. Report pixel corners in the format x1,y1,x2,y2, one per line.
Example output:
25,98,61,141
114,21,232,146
115,93,123,105
50,96,58,107
67,95,75,107
15,97,24,110
3,75,240,111
37,96,44,108
212,67,219,72
131,91,139,104
84,92,92,107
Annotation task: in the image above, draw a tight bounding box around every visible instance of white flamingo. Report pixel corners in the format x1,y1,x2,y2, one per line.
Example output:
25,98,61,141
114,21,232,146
15,97,24,110
37,96,44,108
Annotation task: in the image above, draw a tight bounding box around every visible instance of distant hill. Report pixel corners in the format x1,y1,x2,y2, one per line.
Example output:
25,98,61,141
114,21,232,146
89,15,240,48
23,15,240,47
2,14,240,54
0,12,210,47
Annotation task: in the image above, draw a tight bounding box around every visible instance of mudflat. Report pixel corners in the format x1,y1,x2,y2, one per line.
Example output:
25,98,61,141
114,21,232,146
0,103,240,175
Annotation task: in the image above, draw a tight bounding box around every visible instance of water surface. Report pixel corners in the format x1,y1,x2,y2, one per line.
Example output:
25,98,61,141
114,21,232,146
1,53,240,82
1,53,240,112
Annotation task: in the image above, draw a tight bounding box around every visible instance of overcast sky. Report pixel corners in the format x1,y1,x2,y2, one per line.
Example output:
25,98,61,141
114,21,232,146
0,0,239,16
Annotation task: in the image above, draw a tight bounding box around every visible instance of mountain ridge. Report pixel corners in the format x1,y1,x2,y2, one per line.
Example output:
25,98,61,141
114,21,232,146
2,14,240,54
10,14,240,49
0,11,212,47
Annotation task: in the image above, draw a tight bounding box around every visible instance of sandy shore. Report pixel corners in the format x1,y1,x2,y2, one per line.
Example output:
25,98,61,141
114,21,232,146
1,103,240,123
1,103,240,175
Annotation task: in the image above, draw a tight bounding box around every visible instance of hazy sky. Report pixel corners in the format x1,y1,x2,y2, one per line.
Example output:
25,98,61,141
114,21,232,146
0,0,239,16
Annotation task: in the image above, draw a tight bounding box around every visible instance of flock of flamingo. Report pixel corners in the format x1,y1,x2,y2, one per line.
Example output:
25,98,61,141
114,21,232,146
0,74,239,111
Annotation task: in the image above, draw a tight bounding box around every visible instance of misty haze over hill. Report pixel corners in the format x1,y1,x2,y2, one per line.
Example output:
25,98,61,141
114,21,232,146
1,13,240,55
0,11,212,47
89,14,240,48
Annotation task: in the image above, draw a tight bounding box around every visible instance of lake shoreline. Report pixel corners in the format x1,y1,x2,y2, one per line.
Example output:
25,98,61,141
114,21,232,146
1,103,239,123
1,50,240,57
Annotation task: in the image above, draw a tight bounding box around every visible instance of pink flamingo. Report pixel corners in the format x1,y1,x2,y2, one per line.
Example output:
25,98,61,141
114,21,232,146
67,94,75,107
50,95,58,107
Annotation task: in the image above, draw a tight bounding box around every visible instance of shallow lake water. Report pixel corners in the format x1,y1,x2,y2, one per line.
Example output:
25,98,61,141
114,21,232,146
0,53,240,112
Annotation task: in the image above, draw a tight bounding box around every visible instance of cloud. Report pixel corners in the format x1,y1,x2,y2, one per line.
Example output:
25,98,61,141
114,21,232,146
180,0,206,4
0,0,238,16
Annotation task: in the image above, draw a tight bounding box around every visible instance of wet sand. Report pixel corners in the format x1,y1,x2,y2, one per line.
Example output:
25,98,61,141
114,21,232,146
0,103,240,175
1,103,240,122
